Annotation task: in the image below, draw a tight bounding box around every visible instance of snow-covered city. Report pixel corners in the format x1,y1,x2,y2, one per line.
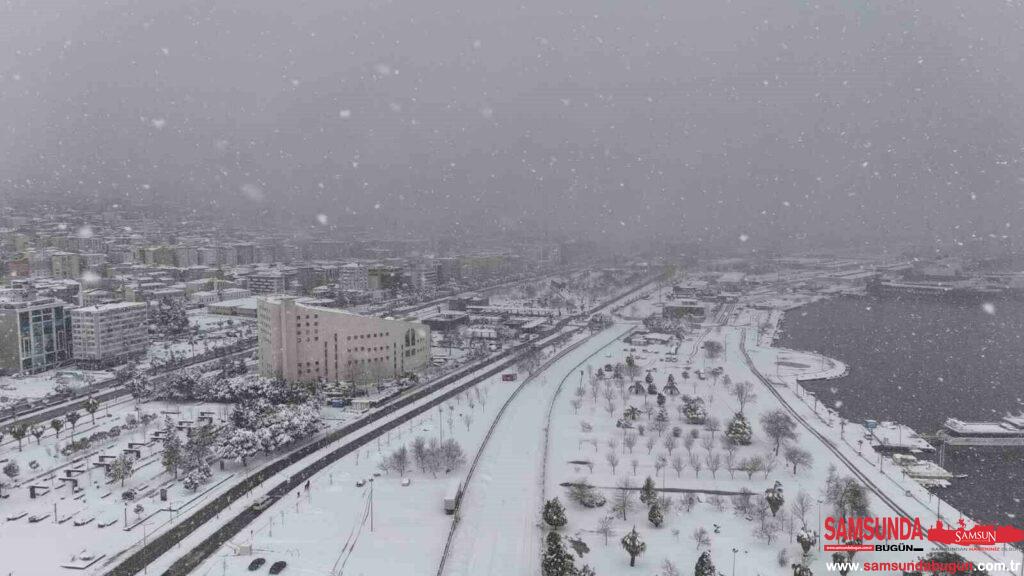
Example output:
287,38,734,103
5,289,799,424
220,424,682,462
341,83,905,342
4,1,1024,575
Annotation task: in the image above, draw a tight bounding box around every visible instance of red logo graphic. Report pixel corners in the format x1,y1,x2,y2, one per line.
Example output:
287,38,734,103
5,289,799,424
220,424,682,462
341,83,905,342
927,518,1024,546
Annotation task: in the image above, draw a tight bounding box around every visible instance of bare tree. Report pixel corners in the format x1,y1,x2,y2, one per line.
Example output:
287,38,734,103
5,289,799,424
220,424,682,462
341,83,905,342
731,381,757,413
623,433,638,454
612,477,636,520
663,435,677,455
597,515,615,546
689,452,703,477
790,490,813,528
692,527,711,549
631,458,639,475
571,398,583,414
646,436,657,454
706,452,721,478
784,445,814,474
704,417,722,439
725,451,737,479
606,451,620,474
671,454,685,478
761,452,777,479
700,434,715,455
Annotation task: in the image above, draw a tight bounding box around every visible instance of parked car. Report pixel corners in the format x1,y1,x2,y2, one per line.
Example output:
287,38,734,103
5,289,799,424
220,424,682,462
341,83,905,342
248,558,266,571
269,560,288,574
355,479,366,487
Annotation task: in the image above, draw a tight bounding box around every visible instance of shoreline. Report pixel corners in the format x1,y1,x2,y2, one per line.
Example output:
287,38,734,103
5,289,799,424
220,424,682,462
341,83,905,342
757,294,1020,559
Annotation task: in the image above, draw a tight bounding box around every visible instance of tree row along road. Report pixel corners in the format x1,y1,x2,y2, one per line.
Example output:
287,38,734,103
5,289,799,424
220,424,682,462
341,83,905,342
104,277,657,576
736,328,1015,574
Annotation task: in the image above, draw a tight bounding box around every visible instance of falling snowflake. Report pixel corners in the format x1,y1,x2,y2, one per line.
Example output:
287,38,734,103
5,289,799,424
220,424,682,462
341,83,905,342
151,118,166,129
316,214,328,225
982,302,996,315
77,225,94,238
739,234,749,242
339,110,352,119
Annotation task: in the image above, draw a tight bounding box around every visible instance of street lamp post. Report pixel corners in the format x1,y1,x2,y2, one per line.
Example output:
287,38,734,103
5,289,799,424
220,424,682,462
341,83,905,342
817,499,824,552
732,548,738,576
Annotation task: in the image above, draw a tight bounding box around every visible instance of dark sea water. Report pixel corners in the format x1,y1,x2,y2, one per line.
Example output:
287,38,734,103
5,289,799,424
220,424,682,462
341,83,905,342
778,295,1024,525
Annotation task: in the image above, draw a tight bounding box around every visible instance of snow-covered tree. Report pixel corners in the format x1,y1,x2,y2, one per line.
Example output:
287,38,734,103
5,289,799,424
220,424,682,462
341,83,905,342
725,413,753,445
161,418,184,478
50,418,64,439
106,454,136,486
761,409,798,455
182,464,212,491
797,528,817,555
792,562,813,576
541,532,577,576
3,460,19,482
648,502,664,528
730,381,757,414
543,497,568,528
784,445,813,474
682,397,707,425
10,424,28,451
695,551,716,576
620,526,646,567
639,477,657,505
765,481,785,516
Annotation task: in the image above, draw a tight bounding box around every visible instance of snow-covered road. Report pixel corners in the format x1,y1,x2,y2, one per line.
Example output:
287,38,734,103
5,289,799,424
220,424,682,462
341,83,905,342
442,324,633,576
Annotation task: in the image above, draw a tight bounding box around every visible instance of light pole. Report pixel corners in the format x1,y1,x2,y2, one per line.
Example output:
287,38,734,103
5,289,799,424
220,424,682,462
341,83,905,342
369,478,375,532
732,548,739,576
817,499,824,552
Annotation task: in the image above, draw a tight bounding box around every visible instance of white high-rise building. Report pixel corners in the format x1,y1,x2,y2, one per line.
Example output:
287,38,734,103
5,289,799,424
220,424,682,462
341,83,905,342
257,296,430,384
71,302,149,367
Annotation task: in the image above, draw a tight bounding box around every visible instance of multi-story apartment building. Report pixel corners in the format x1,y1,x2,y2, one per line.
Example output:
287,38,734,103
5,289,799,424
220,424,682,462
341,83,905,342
71,302,149,367
257,295,430,384
0,296,73,374
248,270,292,294
338,262,369,292
234,243,256,265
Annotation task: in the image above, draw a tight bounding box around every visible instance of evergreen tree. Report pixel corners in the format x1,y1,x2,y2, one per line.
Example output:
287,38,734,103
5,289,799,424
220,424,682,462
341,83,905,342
106,453,136,486
543,497,568,528
765,481,785,516
85,397,101,424
541,532,577,576
620,526,646,567
161,418,183,478
725,413,753,445
791,562,813,576
695,551,716,576
10,424,28,451
639,477,657,505
648,503,664,528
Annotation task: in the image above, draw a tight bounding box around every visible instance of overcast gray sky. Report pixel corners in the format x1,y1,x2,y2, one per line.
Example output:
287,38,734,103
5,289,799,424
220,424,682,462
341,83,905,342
2,0,1023,249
